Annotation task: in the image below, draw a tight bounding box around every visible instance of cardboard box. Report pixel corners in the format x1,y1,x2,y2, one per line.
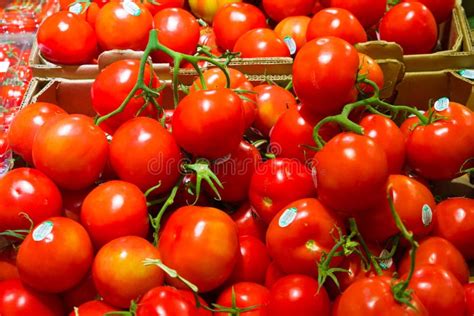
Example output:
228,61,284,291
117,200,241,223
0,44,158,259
458,3,474,52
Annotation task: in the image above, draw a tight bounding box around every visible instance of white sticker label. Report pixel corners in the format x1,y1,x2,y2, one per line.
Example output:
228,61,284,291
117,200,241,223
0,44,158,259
32,221,53,241
434,97,449,112
0,61,10,73
283,36,297,55
459,69,474,80
378,249,393,270
279,207,297,228
69,2,83,14
422,204,433,227
123,0,141,16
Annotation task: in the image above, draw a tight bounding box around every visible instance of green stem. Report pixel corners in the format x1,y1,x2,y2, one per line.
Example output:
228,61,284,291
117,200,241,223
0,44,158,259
348,218,383,276
150,183,180,246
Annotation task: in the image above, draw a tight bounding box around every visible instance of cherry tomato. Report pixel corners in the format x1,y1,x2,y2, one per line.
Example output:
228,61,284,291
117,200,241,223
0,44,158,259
262,0,314,22
0,132,9,157
0,83,26,109
234,28,291,58
215,282,270,316
189,0,242,23
92,236,164,308
322,0,387,28
159,206,239,292
231,202,267,241
37,12,97,64
404,0,455,23
379,2,437,55
274,16,311,54
143,0,184,16
264,262,286,289
357,53,385,93
465,283,474,316
62,274,98,312
68,300,117,316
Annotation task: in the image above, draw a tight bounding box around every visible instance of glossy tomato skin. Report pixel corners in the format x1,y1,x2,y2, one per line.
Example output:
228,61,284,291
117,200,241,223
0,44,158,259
358,53,384,94
306,8,367,45
379,2,437,55
32,114,109,191
274,16,311,54
0,168,62,231
465,283,474,316
37,12,97,64
189,0,241,23
143,0,184,16
215,282,270,316
248,158,317,225
313,133,388,217
404,0,455,23
264,262,286,289
95,1,153,51
323,0,387,28
159,206,239,292
62,187,92,222
7,102,66,164
68,300,117,316
0,279,64,316
266,198,344,276
62,274,98,312
172,89,245,159
262,0,314,22
267,274,330,316
293,37,359,117
92,236,164,308
231,202,267,241
433,197,474,260
17,217,94,293
233,28,290,58
213,3,267,51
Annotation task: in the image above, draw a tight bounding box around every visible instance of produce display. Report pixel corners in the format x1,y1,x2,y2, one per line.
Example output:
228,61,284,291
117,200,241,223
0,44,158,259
1,0,474,315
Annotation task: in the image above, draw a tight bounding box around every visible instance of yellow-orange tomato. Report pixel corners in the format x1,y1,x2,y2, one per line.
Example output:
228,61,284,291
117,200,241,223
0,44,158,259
274,16,311,54
357,53,384,94
189,0,242,23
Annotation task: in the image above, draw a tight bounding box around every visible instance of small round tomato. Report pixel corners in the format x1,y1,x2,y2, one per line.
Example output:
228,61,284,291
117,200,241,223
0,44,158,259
231,202,267,241
62,274,98,312
262,0,314,22
93,236,164,308
32,114,109,190
95,1,153,51
233,28,290,58
189,0,242,23
0,83,26,109
465,283,474,316
357,53,384,94
0,168,62,231
215,282,270,316
379,2,437,55
274,16,311,54
68,300,117,316
322,0,387,28
264,262,286,289
37,12,97,64
143,0,184,16
267,275,330,316
159,206,239,293
17,217,94,293
404,0,455,23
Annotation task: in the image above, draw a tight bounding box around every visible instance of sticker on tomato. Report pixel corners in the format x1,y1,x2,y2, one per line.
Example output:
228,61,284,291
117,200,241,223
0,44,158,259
123,0,141,16
69,2,83,14
279,207,297,228
32,221,54,242
283,36,297,55
434,97,449,112
422,204,432,227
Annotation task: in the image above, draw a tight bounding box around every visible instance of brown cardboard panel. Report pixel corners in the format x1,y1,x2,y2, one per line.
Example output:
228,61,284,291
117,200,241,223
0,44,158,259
457,5,473,52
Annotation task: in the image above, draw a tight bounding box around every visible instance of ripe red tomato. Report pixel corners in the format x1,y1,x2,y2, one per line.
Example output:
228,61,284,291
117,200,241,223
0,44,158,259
62,274,98,312
266,198,344,276
433,197,474,260
404,0,455,23
379,2,437,55
262,0,314,22
264,262,286,288
231,202,267,241
267,274,330,316
357,53,385,93
0,260,18,282
0,279,64,316
213,3,267,51
274,16,311,54
62,187,92,222
92,236,164,308
465,283,474,316
17,217,93,293
313,133,388,217
143,0,184,16
248,158,317,224
233,28,291,58
7,102,66,164
159,206,239,292
198,26,222,55
0,83,27,109
32,114,109,190
95,1,153,51
68,300,117,316
293,37,359,117
172,89,245,159
215,282,270,316
0,168,62,231
322,0,387,28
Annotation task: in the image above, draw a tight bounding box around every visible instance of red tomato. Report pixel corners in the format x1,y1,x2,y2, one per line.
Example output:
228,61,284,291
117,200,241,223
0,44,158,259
215,282,270,316
262,0,314,22
433,197,474,260
357,53,384,94
293,37,359,117
233,28,291,57
68,300,117,316
143,0,184,16
313,133,388,217
67,1,101,29
17,217,93,293
322,0,387,28
152,8,200,63
62,187,92,222
267,274,330,316
37,12,97,64
0,168,62,231
7,102,66,164
172,89,245,159
248,158,317,224
231,202,267,241
0,260,18,282
159,206,239,292
0,83,26,109
92,236,164,308
6,65,32,83
95,1,153,51
379,2,437,55
198,26,222,56
0,279,64,316
189,0,242,23
264,262,286,289
0,132,9,157
274,16,311,54
465,283,474,316
62,274,98,312
266,198,344,276
32,114,109,190
404,0,455,23
398,237,469,284
213,3,267,51
109,117,182,195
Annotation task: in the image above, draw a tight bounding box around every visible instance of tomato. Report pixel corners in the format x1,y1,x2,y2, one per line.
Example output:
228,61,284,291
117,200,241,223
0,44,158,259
0,132,9,157
7,102,66,164
17,217,93,293
62,187,92,222
262,0,314,22
172,174,212,209
152,8,200,63
6,65,32,83
398,237,469,284
358,53,384,93
404,0,455,23
0,83,26,109
233,28,291,58
231,202,267,241
159,206,239,292
109,117,182,195
37,12,97,64
172,89,245,159
406,265,466,316
68,300,117,316
189,0,241,23
264,262,286,289
313,133,388,217
198,26,222,56
322,0,387,28
267,274,330,316
213,3,267,51
433,197,474,260
248,158,317,224
66,1,100,29
0,279,64,316
93,236,164,308
293,37,359,117
95,1,153,51
0,259,18,282
0,168,62,231
32,114,109,190
266,198,344,276
379,2,437,55
215,282,270,316
62,274,98,312
274,18,311,57
465,283,474,316
143,0,184,16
